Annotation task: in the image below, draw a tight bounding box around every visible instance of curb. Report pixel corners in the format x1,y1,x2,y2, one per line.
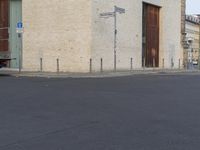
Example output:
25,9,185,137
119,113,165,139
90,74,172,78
1,69,200,78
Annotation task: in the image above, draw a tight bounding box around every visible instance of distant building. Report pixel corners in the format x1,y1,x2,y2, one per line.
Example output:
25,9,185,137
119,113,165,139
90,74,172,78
0,0,185,72
184,15,200,67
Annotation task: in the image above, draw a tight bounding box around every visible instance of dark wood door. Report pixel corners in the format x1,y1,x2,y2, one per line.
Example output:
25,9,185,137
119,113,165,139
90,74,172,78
143,4,159,67
0,0,9,52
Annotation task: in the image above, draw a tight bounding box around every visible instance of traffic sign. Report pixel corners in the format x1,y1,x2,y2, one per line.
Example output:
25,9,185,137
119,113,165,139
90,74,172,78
16,21,24,33
16,28,24,33
17,22,23,29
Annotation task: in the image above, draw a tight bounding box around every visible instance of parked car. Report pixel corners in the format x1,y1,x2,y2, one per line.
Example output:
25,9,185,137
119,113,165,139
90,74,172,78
193,60,198,65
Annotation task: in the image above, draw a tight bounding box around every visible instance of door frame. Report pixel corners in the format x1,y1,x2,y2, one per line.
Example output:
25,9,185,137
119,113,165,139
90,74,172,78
142,2,160,68
9,0,22,68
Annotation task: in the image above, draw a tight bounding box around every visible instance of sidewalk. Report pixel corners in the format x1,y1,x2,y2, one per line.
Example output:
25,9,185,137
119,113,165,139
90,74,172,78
1,68,200,78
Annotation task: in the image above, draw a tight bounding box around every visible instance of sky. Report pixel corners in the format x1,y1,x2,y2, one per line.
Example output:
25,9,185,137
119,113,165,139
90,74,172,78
186,0,200,14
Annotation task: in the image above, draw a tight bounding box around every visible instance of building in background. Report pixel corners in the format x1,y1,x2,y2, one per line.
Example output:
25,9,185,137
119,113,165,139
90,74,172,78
0,0,185,72
183,15,200,68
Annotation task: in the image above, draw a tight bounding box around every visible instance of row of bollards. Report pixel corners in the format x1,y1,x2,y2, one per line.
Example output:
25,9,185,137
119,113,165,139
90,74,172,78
39,58,182,73
89,58,183,73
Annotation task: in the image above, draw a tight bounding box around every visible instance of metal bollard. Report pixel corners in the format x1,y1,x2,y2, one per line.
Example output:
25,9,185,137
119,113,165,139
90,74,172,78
179,59,181,69
90,58,92,73
153,58,156,68
100,58,103,72
40,58,43,72
162,58,165,69
57,58,59,73
185,60,189,70
143,58,146,69
130,58,133,71
171,58,174,69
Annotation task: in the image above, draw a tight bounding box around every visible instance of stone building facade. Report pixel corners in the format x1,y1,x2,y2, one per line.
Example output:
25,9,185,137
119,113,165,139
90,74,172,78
0,0,185,72
184,15,200,67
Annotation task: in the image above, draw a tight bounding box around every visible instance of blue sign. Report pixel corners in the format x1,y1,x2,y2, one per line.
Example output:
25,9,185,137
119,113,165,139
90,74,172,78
17,22,23,29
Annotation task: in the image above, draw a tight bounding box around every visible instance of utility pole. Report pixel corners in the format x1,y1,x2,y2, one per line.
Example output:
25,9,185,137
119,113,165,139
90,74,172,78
100,6,125,71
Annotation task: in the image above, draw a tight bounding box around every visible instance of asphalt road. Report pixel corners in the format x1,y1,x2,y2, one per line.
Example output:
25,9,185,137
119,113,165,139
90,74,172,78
1,74,200,150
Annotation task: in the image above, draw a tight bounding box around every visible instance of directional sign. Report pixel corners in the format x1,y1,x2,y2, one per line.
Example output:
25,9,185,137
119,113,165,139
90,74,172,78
100,12,115,18
115,6,125,14
100,6,125,71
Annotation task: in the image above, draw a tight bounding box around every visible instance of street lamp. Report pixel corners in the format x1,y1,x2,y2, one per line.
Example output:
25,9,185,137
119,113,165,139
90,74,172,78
100,6,125,71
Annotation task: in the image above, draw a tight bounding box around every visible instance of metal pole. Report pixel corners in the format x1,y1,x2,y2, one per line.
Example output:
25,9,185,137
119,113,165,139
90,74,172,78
130,57,133,71
162,58,165,69
171,58,173,69
153,57,155,69
179,59,181,69
40,58,43,72
143,58,145,70
18,33,22,73
186,58,188,70
114,10,117,72
100,58,103,72
57,58,59,73
100,6,125,72
90,58,92,73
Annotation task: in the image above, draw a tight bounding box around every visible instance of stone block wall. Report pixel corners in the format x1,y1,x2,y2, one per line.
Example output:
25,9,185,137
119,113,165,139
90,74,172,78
22,0,92,72
21,0,184,72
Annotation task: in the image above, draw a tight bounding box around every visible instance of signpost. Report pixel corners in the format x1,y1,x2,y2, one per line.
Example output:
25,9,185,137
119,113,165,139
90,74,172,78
16,21,23,73
100,6,125,71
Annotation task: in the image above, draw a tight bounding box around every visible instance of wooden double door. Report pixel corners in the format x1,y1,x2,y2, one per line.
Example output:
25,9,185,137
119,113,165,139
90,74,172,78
143,3,160,67
0,0,22,68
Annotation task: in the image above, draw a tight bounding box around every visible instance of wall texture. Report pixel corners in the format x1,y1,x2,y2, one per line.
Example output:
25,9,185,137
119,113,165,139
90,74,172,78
91,0,183,71
22,0,183,72
22,0,92,72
